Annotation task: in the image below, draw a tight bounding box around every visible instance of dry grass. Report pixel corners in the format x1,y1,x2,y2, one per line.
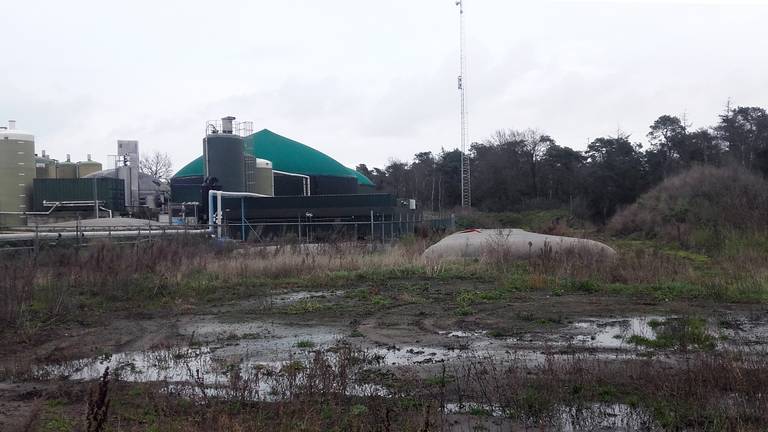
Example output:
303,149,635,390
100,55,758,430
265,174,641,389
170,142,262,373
530,245,694,285
0,236,434,327
441,348,768,431
2,225,768,330
208,242,425,281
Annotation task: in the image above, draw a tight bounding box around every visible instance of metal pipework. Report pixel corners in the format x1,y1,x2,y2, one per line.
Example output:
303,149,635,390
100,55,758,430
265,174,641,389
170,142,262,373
207,190,270,238
0,229,207,242
273,170,311,196
0,202,61,216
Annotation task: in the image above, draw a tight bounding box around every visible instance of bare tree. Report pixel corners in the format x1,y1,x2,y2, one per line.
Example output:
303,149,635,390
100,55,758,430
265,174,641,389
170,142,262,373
486,128,553,198
139,151,173,182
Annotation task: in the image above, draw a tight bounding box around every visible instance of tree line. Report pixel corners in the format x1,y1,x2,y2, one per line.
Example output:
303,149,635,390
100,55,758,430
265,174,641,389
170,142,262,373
356,105,768,223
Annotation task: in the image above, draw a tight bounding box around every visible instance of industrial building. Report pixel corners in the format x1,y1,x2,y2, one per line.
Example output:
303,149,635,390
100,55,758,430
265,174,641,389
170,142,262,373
171,126,375,202
0,119,166,227
171,116,414,241
1,116,420,242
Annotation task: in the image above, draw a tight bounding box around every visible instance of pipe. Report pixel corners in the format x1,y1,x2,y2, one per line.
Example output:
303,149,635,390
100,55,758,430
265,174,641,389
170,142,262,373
273,170,311,196
217,191,222,238
44,200,103,207
241,198,246,242
0,229,207,242
0,202,61,216
207,190,270,237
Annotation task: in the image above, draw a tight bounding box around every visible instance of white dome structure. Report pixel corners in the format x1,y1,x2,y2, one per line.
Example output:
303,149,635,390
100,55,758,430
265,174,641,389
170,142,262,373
423,228,616,261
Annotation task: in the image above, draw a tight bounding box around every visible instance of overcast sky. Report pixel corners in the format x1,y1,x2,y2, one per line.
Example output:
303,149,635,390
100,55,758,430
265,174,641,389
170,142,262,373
2,0,767,173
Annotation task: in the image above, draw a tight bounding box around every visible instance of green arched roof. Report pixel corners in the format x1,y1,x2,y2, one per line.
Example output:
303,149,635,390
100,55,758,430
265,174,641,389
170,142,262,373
174,129,373,186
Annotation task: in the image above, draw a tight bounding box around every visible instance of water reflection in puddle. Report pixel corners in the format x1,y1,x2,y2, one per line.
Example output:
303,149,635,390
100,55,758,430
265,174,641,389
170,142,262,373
35,318,658,383
36,320,345,383
443,402,656,431
34,314,768,387
570,317,666,348
270,291,345,306
438,330,488,338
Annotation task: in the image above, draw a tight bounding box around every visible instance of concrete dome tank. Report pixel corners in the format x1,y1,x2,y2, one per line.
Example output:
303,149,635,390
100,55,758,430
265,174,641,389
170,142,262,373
203,116,245,192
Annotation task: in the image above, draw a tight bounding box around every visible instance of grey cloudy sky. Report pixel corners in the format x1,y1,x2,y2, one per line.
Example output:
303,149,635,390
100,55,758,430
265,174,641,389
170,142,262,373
2,0,767,172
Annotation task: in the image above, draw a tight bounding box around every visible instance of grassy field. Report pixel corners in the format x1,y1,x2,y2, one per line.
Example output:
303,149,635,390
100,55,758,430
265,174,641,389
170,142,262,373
2,216,768,431
4,225,767,329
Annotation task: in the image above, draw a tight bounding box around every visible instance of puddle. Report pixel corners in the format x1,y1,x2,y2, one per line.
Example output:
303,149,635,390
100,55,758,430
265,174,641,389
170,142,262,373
211,290,345,313
444,402,507,417
370,345,461,366
718,316,768,349
36,319,345,383
444,402,656,431
269,291,345,306
438,330,488,338
33,314,768,388
35,347,216,383
558,403,657,431
565,315,768,351
569,317,665,349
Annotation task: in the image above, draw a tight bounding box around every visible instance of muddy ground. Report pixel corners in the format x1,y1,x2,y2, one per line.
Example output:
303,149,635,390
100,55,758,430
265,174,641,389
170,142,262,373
2,279,768,431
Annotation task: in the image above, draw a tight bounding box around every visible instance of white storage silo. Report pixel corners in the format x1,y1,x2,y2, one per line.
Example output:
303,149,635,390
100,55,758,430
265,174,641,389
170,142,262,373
0,120,36,226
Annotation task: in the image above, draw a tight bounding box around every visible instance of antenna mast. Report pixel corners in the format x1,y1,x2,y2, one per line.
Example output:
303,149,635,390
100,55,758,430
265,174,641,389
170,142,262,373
456,0,471,207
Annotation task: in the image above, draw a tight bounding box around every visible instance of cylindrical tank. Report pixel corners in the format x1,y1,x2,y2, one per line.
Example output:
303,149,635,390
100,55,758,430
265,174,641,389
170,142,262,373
77,154,102,177
0,120,36,226
204,132,245,192
253,158,274,196
56,154,78,179
44,152,57,178
35,150,57,179
244,155,273,196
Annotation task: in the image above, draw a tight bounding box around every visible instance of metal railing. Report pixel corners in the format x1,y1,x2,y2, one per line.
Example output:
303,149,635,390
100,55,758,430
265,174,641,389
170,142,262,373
222,213,456,244
0,223,208,253
0,214,456,251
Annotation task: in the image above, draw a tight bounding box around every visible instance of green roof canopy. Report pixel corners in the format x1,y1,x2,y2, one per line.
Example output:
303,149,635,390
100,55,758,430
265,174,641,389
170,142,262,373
174,129,373,186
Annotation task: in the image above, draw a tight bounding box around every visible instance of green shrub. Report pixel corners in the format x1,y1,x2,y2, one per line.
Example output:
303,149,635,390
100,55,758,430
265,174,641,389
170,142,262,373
609,166,768,250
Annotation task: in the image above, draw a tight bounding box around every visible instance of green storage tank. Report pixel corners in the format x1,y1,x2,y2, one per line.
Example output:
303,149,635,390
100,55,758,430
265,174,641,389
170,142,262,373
204,133,245,192
174,129,374,189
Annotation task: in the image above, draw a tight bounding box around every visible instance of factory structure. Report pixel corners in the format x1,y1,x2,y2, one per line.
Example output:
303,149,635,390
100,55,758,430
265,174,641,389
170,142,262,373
0,120,169,227
1,117,420,241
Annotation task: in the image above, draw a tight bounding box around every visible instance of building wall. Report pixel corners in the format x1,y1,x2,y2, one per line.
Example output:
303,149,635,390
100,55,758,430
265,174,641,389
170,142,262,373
33,178,126,212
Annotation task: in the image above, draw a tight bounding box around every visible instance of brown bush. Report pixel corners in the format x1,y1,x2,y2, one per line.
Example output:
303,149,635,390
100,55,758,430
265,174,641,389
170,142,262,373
609,165,768,246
